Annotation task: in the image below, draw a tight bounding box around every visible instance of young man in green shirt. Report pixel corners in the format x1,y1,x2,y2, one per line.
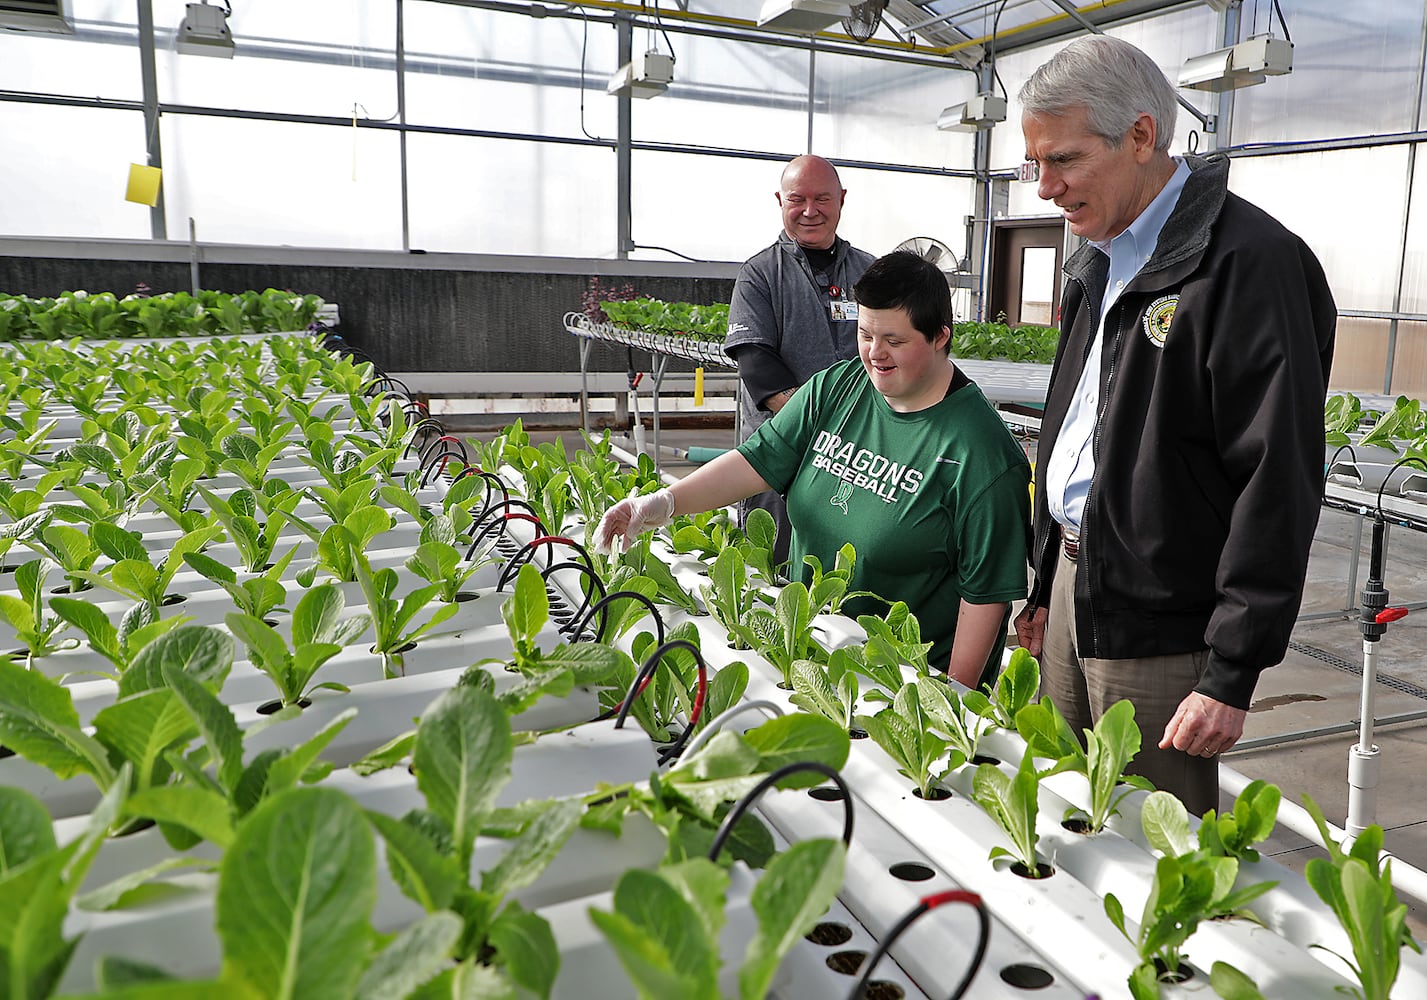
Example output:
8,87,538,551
596,251,1030,689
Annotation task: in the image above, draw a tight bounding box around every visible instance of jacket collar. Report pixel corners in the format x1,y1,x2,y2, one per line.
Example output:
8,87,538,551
1064,153,1230,284
777,230,848,261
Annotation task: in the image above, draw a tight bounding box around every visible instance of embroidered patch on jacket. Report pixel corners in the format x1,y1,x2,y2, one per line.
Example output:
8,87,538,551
830,480,853,514
1142,294,1178,349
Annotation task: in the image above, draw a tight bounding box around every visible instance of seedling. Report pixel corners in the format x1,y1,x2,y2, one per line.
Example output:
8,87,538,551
50,596,191,679
226,583,372,708
78,521,224,614
731,581,825,687
1302,794,1421,1000
197,484,303,573
353,548,458,678
860,681,961,799
701,546,761,649
789,655,858,733
591,840,847,1000
972,754,1046,876
404,513,496,602
1105,851,1270,1000
916,674,996,762
0,559,78,663
1031,698,1154,834
183,546,296,621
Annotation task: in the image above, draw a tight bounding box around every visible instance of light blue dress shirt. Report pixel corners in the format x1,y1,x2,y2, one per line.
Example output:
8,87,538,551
1044,157,1191,533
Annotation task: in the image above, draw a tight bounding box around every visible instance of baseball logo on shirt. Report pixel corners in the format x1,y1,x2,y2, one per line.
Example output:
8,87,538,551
1142,294,1179,349
830,481,853,514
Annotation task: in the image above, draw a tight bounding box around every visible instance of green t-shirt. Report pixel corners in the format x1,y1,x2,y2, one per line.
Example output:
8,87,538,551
737,358,1031,673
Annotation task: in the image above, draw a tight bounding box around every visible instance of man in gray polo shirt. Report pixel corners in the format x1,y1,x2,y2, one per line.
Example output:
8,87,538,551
723,154,875,564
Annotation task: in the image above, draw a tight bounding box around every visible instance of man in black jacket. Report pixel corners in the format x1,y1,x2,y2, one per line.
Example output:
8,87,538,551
1012,36,1335,814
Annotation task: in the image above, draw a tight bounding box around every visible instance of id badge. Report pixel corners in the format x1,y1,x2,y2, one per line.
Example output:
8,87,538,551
830,300,859,322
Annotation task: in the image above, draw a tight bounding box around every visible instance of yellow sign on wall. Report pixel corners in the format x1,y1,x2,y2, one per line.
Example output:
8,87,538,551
125,163,162,207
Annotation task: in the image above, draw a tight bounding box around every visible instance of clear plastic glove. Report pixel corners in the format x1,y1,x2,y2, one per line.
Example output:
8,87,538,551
593,488,676,554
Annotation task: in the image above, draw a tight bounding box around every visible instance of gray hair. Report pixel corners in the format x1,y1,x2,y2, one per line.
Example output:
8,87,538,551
1019,35,1178,151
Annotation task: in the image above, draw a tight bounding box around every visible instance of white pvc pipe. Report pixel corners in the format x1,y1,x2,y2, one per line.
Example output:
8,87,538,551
1346,636,1383,836
1221,763,1427,908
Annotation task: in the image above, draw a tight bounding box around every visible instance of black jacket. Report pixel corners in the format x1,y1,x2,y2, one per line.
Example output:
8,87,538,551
1028,154,1336,709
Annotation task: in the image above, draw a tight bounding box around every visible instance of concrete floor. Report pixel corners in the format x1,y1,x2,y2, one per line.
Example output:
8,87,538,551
487,421,1427,932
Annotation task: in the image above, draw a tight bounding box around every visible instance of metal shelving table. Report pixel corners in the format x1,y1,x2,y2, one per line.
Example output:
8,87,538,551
565,312,737,471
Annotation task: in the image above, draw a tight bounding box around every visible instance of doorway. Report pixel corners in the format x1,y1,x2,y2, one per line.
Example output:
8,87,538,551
989,219,1065,327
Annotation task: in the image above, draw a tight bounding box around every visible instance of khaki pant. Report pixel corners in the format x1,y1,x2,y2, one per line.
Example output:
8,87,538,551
1042,548,1220,816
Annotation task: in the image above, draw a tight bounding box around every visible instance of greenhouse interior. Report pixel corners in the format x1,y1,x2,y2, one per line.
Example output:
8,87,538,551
3,0,1427,997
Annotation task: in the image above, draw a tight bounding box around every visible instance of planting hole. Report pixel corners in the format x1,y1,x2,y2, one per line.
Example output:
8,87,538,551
6,648,28,659
455,591,480,603
0,565,16,574
161,593,187,607
1061,817,1094,835
50,582,93,595
865,983,904,1000
263,619,280,628
115,817,157,838
805,922,853,946
912,786,952,801
809,786,846,802
849,727,869,740
0,745,14,760
889,862,935,882
1154,959,1194,985
371,642,418,655
1010,860,1055,880
825,950,867,975
971,753,1001,766
999,963,1054,989
256,698,312,715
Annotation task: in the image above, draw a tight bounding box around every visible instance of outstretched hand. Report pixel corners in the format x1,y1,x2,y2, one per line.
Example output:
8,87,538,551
592,488,676,555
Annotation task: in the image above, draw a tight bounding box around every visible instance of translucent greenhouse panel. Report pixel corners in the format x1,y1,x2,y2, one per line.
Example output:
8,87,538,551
1329,317,1391,394
1391,322,1427,396
632,35,808,155
159,116,402,249
0,104,150,240
831,166,974,262
403,4,616,140
810,49,976,170
155,1,396,120
1400,153,1427,316
1230,0,1426,145
629,151,778,262
1229,147,1409,313
0,1,139,100
407,134,614,257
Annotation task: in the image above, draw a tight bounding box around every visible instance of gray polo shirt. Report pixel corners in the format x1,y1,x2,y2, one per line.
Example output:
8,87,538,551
723,232,875,442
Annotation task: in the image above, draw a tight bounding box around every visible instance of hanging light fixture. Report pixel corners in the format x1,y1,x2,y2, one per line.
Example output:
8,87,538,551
177,1,235,58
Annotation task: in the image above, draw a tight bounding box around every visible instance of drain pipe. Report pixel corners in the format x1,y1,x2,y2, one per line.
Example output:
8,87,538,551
1221,763,1427,909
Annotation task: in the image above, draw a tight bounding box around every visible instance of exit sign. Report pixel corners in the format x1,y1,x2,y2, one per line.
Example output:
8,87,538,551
1019,161,1040,183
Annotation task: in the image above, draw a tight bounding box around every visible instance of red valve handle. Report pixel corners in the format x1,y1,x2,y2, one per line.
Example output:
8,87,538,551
1376,607,1410,624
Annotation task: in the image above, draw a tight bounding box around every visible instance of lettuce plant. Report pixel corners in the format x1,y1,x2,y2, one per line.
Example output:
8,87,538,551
226,583,372,708
364,684,575,998
0,627,237,810
1302,794,1421,1000
79,521,224,614
859,681,961,799
788,656,858,733
916,674,995,762
1104,850,1271,1000
352,549,458,678
1026,698,1153,833
0,560,77,664
22,522,99,594
972,753,1046,876
591,839,847,1000
300,506,393,585
183,546,295,621
700,546,760,650
404,514,495,602
198,484,302,573
49,596,191,679
731,581,825,687
0,771,128,1000
986,645,1039,727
